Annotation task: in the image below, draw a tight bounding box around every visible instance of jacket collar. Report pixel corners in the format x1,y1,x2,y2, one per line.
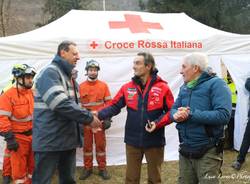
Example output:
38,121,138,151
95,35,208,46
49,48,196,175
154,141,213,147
132,68,159,86
52,55,74,77
197,71,214,85
132,68,165,95
185,71,214,88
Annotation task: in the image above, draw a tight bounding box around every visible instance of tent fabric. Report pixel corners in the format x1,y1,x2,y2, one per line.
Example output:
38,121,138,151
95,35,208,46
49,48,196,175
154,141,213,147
0,10,250,59
0,10,249,166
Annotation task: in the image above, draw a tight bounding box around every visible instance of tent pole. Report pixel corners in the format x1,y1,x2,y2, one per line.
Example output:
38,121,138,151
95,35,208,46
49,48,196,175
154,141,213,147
103,0,106,11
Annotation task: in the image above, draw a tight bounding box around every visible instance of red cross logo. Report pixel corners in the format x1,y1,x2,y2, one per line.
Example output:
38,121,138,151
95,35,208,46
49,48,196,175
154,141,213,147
90,41,99,49
109,14,163,33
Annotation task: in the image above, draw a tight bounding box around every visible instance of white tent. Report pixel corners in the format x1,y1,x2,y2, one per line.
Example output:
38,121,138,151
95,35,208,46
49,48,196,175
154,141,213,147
0,10,249,166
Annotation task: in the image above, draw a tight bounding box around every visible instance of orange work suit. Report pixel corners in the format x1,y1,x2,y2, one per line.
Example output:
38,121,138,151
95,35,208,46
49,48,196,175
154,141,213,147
1,80,14,179
79,79,111,170
0,87,34,184
2,148,11,177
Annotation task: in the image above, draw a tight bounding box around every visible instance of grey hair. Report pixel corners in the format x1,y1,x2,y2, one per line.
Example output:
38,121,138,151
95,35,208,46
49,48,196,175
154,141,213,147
183,52,208,71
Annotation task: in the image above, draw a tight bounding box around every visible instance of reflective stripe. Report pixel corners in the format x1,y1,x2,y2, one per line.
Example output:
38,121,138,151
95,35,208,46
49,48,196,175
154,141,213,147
0,110,11,117
42,85,65,102
104,96,112,101
4,153,11,157
27,174,32,179
49,93,68,110
33,89,40,97
82,101,104,107
69,89,74,97
76,91,80,99
96,152,106,156
81,107,87,110
48,65,69,96
10,115,32,122
84,152,93,156
15,178,26,184
36,64,69,96
34,102,49,109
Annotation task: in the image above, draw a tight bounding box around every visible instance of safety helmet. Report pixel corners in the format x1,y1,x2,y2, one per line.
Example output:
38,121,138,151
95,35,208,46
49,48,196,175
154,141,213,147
85,60,100,71
12,64,36,78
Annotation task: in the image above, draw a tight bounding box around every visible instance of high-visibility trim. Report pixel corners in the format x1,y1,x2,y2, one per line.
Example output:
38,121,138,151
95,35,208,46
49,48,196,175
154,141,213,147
15,178,26,184
48,65,68,96
34,102,49,109
27,174,32,179
4,153,11,157
42,85,65,102
36,64,69,96
69,90,74,97
82,101,104,107
10,115,32,122
96,152,106,156
104,96,112,101
49,93,68,110
0,110,11,117
33,89,40,97
84,152,93,156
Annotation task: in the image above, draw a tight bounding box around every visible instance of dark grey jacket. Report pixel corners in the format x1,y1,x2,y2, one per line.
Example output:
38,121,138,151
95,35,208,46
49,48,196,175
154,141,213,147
33,55,93,151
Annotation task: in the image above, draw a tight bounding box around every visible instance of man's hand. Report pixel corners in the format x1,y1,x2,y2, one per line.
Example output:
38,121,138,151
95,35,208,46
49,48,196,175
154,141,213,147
173,107,190,122
89,114,102,133
6,138,19,151
145,121,156,133
4,132,19,152
92,111,98,117
103,118,112,130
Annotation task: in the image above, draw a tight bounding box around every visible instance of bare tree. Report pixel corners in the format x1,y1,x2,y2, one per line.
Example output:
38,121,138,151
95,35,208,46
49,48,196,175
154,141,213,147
0,0,11,37
0,0,6,36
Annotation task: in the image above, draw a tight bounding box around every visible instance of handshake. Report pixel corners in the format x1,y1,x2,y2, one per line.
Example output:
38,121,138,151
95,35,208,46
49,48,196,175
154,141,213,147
88,111,111,132
173,107,191,123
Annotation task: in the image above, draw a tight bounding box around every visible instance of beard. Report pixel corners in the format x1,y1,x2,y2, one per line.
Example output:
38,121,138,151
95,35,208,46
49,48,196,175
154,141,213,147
24,83,33,89
89,76,97,80
88,74,98,80
17,80,33,89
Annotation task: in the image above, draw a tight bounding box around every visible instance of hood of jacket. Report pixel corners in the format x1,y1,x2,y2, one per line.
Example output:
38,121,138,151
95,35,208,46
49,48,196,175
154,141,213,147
52,55,74,78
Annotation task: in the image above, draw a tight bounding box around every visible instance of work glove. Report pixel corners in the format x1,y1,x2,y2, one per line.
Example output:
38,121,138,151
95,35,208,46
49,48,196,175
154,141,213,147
4,132,19,152
103,118,112,130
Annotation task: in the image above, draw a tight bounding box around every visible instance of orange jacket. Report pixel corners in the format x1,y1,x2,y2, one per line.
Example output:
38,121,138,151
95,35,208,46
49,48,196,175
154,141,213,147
79,80,111,111
0,87,33,134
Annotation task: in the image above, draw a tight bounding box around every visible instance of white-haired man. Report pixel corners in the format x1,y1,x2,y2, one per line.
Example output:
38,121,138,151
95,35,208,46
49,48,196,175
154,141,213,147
171,53,232,184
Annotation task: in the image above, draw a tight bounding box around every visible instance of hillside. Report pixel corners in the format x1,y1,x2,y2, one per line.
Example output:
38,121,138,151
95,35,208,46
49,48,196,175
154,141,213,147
0,0,146,37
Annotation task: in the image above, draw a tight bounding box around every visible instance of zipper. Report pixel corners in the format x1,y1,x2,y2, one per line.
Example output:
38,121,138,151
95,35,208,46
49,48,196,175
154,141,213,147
140,98,144,147
187,89,192,107
135,77,155,147
184,89,193,139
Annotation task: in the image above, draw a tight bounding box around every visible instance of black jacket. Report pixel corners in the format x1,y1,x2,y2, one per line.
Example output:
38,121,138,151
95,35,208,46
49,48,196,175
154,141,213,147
245,77,250,117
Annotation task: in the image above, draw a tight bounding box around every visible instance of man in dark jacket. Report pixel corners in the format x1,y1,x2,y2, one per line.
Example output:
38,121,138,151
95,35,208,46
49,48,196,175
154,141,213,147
96,52,174,184
232,76,250,170
171,53,231,184
32,41,101,184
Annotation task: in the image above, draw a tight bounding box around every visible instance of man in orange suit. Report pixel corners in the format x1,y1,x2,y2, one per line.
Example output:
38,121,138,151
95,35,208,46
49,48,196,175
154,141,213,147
79,60,112,180
1,78,15,184
0,64,36,184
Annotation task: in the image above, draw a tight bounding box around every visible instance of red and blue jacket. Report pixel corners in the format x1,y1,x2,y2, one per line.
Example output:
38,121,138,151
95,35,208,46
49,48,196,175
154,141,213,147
98,71,174,148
